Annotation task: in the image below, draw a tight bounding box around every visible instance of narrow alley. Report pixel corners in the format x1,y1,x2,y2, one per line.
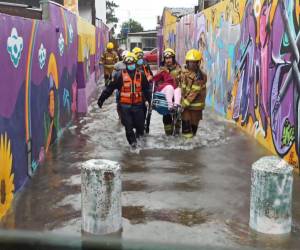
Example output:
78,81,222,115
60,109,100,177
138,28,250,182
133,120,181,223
1,86,300,249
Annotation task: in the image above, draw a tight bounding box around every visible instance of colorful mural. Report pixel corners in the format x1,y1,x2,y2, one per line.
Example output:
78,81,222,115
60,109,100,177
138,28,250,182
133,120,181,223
95,22,109,83
0,134,14,219
64,0,79,14
162,8,178,51
0,2,108,219
229,0,300,169
162,0,300,169
77,17,96,113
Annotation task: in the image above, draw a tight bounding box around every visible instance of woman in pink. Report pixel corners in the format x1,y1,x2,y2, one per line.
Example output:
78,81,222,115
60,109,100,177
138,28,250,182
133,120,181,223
153,48,182,112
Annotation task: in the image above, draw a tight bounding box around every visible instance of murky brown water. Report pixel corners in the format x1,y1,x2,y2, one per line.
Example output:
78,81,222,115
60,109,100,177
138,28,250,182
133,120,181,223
1,79,300,249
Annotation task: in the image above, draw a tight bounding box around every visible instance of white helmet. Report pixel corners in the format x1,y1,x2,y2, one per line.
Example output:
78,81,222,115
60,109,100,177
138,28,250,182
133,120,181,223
121,50,129,59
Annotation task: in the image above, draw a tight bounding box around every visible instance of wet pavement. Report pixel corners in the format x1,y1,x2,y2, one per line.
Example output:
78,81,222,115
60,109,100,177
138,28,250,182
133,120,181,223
1,80,300,249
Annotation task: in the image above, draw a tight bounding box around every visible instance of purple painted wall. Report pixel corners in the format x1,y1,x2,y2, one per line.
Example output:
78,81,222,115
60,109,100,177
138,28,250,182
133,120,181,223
160,0,300,169
76,19,108,113
0,2,108,219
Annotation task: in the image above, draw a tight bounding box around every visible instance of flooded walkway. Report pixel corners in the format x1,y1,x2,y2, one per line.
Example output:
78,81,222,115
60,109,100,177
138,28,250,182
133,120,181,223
1,84,300,249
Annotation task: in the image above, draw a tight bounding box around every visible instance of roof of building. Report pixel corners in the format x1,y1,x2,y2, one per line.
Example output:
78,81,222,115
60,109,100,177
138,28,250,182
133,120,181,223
128,30,157,36
165,7,194,18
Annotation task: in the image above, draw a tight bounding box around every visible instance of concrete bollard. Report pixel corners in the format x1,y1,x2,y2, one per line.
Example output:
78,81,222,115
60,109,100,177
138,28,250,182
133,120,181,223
81,159,122,235
249,156,293,234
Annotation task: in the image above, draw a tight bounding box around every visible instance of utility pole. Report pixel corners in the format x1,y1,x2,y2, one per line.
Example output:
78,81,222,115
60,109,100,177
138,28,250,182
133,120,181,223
198,0,204,11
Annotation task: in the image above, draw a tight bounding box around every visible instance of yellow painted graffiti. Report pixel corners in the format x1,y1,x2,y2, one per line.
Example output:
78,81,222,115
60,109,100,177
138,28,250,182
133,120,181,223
296,0,300,25
0,133,15,219
64,0,79,14
77,16,96,63
48,53,59,89
162,8,177,50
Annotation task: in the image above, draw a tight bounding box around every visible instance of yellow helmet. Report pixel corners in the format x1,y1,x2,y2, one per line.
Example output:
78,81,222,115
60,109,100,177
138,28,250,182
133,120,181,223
107,42,114,50
132,47,143,55
185,49,202,61
163,48,175,57
124,52,137,64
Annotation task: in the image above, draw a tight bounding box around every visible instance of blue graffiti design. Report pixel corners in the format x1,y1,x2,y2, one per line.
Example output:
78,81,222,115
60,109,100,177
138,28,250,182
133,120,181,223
63,88,71,114
7,27,24,68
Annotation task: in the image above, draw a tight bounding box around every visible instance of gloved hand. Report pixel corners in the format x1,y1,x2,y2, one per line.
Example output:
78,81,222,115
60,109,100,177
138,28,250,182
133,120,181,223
97,99,103,109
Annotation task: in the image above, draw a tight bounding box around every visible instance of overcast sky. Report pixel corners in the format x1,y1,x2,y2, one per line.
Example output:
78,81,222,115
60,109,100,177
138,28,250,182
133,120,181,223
112,0,198,33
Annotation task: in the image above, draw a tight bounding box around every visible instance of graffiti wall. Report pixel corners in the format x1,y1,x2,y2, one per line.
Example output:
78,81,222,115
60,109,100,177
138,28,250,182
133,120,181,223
77,17,96,113
175,1,245,115
228,0,300,169
163,0,300,169
64,0,79,14
95,22,109,83
162,8,177,51
0,2,108,219
175,14,196,66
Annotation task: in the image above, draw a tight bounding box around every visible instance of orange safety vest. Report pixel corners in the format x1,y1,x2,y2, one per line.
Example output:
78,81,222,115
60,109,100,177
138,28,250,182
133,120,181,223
143,65,152,82
120,70,143,105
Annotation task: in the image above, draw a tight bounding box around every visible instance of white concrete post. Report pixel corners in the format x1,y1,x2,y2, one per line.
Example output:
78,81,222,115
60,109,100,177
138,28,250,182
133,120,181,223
82,159,122,235
249,156,293,234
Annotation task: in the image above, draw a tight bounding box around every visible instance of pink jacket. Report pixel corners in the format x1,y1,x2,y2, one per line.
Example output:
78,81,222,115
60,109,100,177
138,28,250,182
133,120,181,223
153,70,177,92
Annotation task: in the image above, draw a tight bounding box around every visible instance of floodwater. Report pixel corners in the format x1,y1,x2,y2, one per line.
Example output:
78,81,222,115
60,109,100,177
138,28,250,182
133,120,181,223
1,83,300,249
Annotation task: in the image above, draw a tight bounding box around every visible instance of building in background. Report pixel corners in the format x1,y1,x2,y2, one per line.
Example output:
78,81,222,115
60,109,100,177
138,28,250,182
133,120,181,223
76,0,107,25
2,0,106,25
160,7,194,51
2,0,63,7
125,30,157,52
196,0,221,12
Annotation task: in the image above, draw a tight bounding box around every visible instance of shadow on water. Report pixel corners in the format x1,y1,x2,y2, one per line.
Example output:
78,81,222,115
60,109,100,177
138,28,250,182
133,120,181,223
123,206,210,226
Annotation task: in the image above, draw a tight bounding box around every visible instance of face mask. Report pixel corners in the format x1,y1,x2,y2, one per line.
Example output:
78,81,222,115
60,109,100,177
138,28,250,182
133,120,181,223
127,64,136,71
137,59,144,65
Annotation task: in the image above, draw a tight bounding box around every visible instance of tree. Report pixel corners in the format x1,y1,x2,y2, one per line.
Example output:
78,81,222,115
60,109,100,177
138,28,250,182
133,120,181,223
106,1,119,35
120,19,144,38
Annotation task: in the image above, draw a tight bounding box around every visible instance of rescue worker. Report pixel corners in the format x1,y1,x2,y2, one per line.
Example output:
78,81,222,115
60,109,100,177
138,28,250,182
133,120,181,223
179,49,207,139
113,50,128,72
97,52,151,149
132,47,153,83
154,48,182,136
132,47,153,124
100,42,119,86
113,50,128,119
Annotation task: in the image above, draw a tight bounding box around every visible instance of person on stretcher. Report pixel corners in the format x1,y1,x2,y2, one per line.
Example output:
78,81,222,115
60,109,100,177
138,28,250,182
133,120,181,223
153,61,181,112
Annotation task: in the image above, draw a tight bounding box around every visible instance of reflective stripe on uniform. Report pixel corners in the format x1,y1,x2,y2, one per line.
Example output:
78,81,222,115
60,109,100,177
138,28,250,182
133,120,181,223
120,92,131,97
164,124,173,131
191,85,201,91
164,124,173,135
183,99,190,106
182,132,193,139
190,102,205,108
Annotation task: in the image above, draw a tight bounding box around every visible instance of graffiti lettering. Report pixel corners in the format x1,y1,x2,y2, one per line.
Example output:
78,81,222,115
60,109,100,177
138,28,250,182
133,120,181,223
281,119,295,148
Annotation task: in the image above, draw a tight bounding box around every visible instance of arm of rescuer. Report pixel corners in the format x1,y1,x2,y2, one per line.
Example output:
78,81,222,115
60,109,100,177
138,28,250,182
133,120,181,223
182,69,207,108
113,51,119,63
99,53,105,65
97,71,122,108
